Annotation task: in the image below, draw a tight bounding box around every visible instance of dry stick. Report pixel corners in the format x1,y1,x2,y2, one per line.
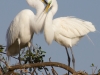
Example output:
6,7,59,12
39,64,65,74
26,72,31,74
43,67,49,75
0,55,5,74
5,62,76,75
53,70,58,75
35,70,38,75
43,66,51,75
49,57,58,75
22,69,28,75
93,66,97,74
51,66,58,75
31,68,37,75
32,68,38,75
0,59,8,68
0,65,5,74
48,72,51,75
47,72,51,75
92,68,93,75
51,69,55,75
42,72,44,75
4,71,14,75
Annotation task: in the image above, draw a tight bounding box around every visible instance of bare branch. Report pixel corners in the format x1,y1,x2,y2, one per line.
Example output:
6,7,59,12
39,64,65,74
0,65,5,74
93,66,97,74
49,57,58,75
4,71,14,75
5,62,76,75
43,67,48,75
31,68,37,75
0,59,8,68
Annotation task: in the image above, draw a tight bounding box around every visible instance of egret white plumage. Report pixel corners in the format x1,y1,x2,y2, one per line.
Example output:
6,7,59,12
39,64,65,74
6,0,47,64
40,0,96,73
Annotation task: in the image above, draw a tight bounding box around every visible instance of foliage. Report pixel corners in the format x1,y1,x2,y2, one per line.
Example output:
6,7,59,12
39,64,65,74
0,44,48,74
0,44,100,75
23,46,46,64
90,63,100,74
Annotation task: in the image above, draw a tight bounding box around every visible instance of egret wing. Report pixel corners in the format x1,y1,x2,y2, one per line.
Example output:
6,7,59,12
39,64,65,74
6,19,19,48
53,16,96,38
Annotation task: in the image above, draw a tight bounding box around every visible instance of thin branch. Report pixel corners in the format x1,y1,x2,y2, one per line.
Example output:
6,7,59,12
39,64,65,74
34,70,38,75
31,68,38,75
49,57,58,75
4,71,14,75
0,59,8,68
93,66,97,74
43,67,49,75
31,68,36,75
0,65,5,74
5,62,76,75
42,72,44,75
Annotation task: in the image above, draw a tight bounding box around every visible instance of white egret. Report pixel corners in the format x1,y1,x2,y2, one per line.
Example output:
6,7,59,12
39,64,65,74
40,0,96,73
6,0,47,64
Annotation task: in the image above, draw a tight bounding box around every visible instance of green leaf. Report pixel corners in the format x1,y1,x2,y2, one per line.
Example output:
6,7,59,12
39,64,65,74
41,51,46,54
39,47,41,49
37,50,39,53
90,63,94,67
42,55,45,57
0,49,3,52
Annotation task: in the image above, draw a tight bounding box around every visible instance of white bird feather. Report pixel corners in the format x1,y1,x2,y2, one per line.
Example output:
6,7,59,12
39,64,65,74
40,0,96,72
6,0,46,56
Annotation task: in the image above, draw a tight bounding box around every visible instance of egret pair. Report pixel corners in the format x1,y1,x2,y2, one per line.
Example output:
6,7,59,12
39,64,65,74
6,0,96,74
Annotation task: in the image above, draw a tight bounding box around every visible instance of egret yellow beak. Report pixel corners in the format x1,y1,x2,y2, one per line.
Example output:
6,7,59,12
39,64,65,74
43,1,52,13
36,1,52,23
41,0,48,5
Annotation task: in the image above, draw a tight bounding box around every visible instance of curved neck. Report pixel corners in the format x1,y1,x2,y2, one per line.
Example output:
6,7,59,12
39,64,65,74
50,0,58,17
45,0,58,28
27,0,46,33
44,0,58,44
26,0,44,17
35,2,45,17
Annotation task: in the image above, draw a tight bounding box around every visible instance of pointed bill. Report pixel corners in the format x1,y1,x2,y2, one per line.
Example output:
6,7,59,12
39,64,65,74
43,1,51,13
36,1,51,22
41,0,48,5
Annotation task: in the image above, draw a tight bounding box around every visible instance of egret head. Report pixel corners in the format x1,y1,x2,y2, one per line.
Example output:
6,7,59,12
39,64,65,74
46,0,54,7
26,0,36,7
41,0,48,5
38,0,51,14
41,0,58,19
43,0,57,14
26,0,47,9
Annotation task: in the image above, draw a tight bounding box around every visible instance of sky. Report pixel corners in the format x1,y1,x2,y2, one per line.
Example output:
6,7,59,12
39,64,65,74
0,0,100,74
